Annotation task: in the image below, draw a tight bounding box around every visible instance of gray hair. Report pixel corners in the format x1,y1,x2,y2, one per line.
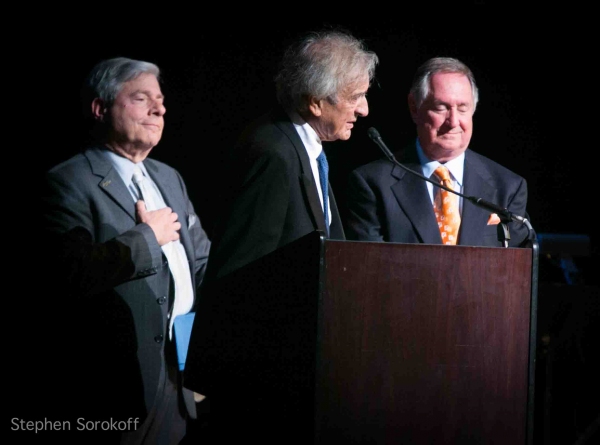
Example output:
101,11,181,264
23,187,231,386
275,29,379,112
83,57,161,111
410,57,479,112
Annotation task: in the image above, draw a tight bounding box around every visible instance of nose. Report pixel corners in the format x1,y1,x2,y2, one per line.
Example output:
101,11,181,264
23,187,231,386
151,99,166,116
446,108,459,127
355,96,369,117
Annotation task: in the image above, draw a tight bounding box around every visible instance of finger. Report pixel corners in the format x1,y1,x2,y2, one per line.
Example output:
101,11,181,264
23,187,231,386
135,200,148,222
135,200,147,213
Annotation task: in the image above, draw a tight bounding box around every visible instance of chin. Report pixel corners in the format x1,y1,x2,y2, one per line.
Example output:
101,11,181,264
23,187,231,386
135,139,160,151
146,135,162,147
438,141,464,151
338,131,352,141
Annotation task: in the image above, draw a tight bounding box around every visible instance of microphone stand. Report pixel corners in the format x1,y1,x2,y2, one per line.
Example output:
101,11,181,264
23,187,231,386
367,127,535,248
497,219,511,248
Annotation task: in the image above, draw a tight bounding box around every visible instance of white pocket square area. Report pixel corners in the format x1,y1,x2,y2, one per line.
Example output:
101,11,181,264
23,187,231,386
188,214,197,228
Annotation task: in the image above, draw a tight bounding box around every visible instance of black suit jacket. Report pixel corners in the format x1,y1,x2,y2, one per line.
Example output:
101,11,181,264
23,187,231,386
204,106,345,282
345,142,531,247
39,147,211,426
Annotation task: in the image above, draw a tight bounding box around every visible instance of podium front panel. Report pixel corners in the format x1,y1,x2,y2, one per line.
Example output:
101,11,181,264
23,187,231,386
315,241,533,445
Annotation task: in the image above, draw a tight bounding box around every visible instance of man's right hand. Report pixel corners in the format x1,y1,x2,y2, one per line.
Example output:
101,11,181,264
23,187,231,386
135,200,181,246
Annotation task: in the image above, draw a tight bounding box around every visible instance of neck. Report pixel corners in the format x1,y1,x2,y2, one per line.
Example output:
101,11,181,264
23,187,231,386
105,143,151,164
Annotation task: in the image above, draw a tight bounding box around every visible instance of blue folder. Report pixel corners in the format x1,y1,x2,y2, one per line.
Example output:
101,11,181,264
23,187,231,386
173,312,195,371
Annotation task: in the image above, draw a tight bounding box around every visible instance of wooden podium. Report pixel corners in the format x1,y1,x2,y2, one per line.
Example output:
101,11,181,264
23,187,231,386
184,231,538,444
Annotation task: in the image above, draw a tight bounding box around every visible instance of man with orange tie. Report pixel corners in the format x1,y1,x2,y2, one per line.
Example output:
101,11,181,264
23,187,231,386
346,56,532,247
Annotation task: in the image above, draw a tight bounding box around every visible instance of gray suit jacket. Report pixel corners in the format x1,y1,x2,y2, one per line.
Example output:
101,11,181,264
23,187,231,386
41,146,211,423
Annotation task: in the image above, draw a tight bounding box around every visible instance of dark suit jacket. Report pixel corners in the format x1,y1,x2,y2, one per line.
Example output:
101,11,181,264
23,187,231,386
40,146,211,426
204,106,345,282
345,142,532,247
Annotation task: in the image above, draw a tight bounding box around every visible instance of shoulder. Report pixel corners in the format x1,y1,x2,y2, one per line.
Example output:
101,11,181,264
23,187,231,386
45,150,94,184
240,109,294,145
351,156,395,179
353,141,416,178
47,152,87,174
466,149,525,182
236,109,301,164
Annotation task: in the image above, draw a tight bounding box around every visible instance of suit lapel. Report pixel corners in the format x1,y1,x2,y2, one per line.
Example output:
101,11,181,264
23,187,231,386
274,116,328,234
390,161,442,244
458,152,496,245
390,145,442,244
86,148,136,222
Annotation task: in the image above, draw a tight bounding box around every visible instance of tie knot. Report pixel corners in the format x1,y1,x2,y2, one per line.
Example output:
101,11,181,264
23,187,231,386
434,165,451,182
132,166,145,185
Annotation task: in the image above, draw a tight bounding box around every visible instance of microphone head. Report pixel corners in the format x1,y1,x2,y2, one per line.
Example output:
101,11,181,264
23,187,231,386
367,127,381,141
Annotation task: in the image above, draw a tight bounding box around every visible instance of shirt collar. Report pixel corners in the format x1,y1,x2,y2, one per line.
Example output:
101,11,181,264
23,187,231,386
288,110,323,160
101,148,149,185
416,138,465,186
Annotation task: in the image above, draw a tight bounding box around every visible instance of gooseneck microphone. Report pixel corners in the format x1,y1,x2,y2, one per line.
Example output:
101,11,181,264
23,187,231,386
367,127,530,226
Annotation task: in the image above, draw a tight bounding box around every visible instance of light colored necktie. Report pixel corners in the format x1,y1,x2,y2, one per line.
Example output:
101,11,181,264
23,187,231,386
433,165,461,245
316,150,330,235
132,166,194,338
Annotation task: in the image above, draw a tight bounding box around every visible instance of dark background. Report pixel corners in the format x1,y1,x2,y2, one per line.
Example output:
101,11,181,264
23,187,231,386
17,13,598,445
32,18,595,254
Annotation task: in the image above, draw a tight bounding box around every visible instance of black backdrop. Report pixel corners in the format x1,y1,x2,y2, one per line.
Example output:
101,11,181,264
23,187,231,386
32,19,594,251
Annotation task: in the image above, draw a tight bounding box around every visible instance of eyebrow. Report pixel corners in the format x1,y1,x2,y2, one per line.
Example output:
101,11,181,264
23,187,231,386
432,100,471,107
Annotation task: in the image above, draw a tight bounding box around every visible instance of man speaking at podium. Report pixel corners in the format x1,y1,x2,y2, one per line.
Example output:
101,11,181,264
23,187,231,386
185,28,379,444
203,29,379,282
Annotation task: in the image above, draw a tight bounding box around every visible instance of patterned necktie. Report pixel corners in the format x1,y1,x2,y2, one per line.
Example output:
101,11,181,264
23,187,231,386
433,165,461,245
316,150,330,235
132,166,194,338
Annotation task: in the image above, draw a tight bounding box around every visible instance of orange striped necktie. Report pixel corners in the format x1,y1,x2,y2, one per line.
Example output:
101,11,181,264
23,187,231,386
433,165,461,245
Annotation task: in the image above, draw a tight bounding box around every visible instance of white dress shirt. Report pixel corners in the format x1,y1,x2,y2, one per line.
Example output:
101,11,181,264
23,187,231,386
288,112,332,227
416,138,465,213
102,149,194,339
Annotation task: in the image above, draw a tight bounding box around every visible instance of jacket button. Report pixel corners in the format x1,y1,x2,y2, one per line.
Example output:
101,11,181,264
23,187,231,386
154,334,164,343
157,296,167,305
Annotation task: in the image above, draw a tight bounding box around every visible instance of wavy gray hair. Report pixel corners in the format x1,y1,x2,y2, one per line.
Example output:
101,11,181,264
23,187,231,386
275,30,379,113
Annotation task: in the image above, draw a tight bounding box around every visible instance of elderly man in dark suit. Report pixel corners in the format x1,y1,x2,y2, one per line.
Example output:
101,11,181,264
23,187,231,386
40,57,210,444
346,57,532,247
185,28,378,443
203,29,379,283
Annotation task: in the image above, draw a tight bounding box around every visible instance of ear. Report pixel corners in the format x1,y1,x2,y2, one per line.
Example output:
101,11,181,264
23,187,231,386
307,96,323,117
91,98,108,122
408,93,419,123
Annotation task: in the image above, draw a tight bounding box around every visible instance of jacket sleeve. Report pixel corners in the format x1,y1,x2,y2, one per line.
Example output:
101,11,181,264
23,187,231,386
42,170,164,298
204,148,292,281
